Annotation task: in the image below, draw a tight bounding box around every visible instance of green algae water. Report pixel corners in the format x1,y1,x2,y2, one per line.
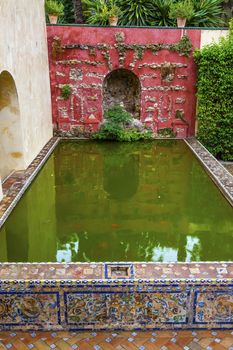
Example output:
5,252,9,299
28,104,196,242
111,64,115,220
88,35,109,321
0,140,232,262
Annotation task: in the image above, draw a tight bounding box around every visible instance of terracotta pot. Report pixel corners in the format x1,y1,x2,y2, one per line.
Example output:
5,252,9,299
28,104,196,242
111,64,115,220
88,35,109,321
48,15,58,24
177,17,186,27
108,16,118,26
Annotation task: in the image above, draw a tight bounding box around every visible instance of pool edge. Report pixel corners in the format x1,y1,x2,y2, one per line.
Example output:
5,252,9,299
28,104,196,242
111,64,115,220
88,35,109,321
0,137,233,331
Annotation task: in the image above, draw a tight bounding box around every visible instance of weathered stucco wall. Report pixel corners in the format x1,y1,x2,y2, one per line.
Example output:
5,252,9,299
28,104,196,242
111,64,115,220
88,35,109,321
0,71,24,179
47,26,201,138
200,29,228,47
0,0,53,197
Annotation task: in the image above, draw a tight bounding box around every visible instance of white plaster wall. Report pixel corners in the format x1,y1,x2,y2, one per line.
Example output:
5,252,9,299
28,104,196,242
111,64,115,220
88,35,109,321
200,30,228,48
0,71,25,178
0,177,3,201
0,0,52,188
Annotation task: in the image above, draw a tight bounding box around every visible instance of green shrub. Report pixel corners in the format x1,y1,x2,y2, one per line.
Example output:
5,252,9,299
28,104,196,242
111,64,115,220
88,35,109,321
61,84,72,99
92,105,153,141
45,0,64,15
82,0,120,25
103,104,131,124
194,30,233,161
169,0,194,20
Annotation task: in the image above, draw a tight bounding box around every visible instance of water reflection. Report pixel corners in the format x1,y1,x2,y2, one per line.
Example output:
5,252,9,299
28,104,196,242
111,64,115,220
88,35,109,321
0,141,232,262
103,144,139,200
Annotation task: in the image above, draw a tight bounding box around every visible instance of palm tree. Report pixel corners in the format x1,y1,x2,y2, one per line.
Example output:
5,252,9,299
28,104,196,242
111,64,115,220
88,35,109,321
73,0,84,23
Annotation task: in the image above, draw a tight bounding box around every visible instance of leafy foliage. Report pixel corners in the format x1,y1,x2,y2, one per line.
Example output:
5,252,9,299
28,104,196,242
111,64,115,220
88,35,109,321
119,0,221,28
189,0,224,27
82,0,108,25
152,0,175,27
92,105,153,141
45,0,64,15
117,0,155,26
169,0,194,20
170,34,193,56
49,0,225,27
61,84,72,99
82,0,120,25
221,0,233,27
60,0,75,23
194,28,233,161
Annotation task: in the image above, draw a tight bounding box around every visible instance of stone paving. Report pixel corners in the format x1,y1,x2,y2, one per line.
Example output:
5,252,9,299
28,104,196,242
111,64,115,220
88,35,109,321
223,163,233,177
0,330,233,350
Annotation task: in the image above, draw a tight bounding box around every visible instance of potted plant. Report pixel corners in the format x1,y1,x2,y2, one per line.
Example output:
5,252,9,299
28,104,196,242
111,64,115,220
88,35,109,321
82,0,120,26
107,3,121,26
169,0,194,27
45,0,64,24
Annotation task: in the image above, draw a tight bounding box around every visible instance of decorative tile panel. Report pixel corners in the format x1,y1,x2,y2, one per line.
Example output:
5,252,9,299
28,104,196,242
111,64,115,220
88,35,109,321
65,287,189,329
194,289,233,324
0,282,232,330
0,292,60,326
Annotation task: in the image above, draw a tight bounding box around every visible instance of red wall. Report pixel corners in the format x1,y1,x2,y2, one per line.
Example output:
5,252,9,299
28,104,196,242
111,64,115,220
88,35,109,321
47,26,201,137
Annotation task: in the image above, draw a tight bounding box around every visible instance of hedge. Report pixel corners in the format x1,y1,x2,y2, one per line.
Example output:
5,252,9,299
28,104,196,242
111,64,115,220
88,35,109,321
194,30,233,161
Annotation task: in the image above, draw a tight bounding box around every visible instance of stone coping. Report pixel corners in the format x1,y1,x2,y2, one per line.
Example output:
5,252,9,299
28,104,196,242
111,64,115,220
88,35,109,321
0,262,233,283
0,137,59,228
185,138,233,206
0,137,232,283
47,24,228,31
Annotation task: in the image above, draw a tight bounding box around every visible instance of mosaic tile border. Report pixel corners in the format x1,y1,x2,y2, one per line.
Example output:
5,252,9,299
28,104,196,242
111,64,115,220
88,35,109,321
0,282,232,330
185,138,233,206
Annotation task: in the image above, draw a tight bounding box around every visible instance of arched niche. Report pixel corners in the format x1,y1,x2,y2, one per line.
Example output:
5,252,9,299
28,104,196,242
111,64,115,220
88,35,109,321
0,71,25,180
103,69,141,119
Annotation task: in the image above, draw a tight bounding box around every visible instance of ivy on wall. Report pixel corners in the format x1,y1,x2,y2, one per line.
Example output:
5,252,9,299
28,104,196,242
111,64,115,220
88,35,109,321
62,33,193,58
194,30,233,161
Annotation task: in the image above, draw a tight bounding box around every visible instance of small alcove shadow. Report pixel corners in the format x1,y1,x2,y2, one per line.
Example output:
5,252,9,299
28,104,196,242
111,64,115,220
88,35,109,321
103,68,141,119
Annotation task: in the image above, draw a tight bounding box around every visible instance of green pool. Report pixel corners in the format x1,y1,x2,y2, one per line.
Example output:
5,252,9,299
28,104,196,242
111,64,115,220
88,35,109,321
0,140,232,263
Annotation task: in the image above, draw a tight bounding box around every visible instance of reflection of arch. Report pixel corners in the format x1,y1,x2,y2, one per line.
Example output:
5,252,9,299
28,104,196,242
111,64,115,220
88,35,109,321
0,71,24,179
103,69,141,119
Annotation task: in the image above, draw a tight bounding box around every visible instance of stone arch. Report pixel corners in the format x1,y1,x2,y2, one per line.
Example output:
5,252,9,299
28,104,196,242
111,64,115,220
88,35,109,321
103,69,141,119
0,71,25,180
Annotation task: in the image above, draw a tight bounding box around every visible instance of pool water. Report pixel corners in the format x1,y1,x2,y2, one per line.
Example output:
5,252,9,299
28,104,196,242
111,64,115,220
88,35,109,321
0,141,232,262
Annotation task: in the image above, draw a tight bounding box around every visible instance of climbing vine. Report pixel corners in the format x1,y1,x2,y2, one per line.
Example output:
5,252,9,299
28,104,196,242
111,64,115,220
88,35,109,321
170,35,193,57
61,33,193,63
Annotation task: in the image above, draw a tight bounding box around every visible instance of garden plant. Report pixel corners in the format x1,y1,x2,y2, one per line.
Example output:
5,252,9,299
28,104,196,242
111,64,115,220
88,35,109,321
92,105,153,141
64,0,225,27
194,19,233,161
